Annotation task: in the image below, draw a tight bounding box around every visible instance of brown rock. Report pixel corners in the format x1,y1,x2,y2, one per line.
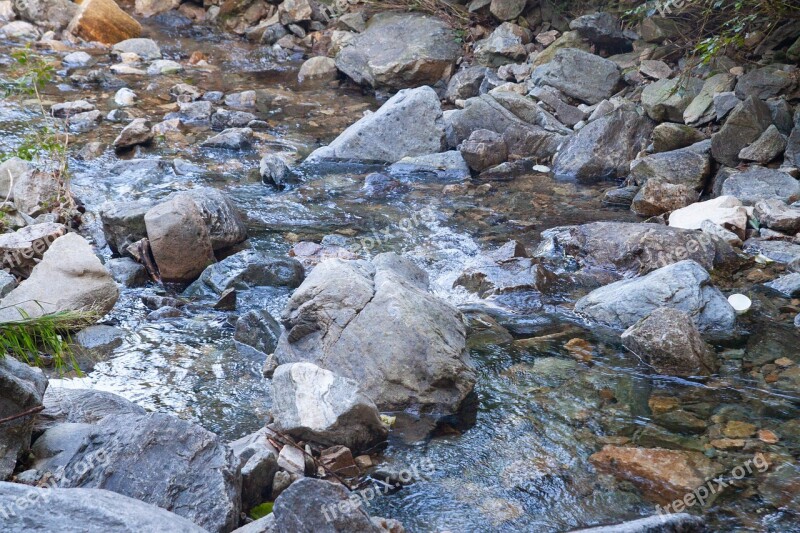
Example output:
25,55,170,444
723,420,757,439
319,445,359,478
710,438,746,450
67,0,142,45
648,396,680,415
758,429,779,444
589,445,722,504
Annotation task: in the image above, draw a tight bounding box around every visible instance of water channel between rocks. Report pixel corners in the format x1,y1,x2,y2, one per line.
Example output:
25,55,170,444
2,18,799,533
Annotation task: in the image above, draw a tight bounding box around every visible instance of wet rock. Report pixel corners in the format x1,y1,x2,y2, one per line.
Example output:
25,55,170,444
490,0,526,21
765,272,800,297
738,124,787,164
602,185,639,207
652,123,707,153
211,108,257,130
711,96,772,167
67,0,142,45
335,12,460,89
459,129,508,172
0,233,119,322
622,308,716,376
683,73,735,125
0,483,207,532
571,513,705,532
34,413,241,532
184,250,305,298
270,478,384,533
534,221,735,279
70,324,126,370
271,362,388,453
224,90,256,109
630,148,711,190
758,463,800,514
0,356,47,479
307,86,445,163
641,77,703,123
51,99,95,118
100,198,154,256
113,118,153,150
755,198,800,233
388,151,471,181
474,22,530,67
144,194,215,283
445,66,488,103
574,260,736,335
0,222,66,278
589,445,721,504
735,64,796,100
68,109,103,133
106,257,148,287
552,101,655,182
668,195,748,235
720,166,800,206
530,48,621,105
62,51,93,69
37,388,145,432
202,127,253,150
298,56,337,83
275,253,475,415
230,427,279,511
569,12,629,52
454,241,555,297
631,179,697,217
235,309,281,356
259,154,293,189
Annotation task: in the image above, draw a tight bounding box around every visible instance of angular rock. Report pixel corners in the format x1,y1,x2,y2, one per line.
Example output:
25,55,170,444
0,356,47,479
569,12,629,51
630,147,711,190
621,307,717,376
0,483,207,532
711,96,772,167
738,124,787,164
112,38,161,60
11,169,61,217
683,73,735,125
0,157,30,200
735,64,796,100
230,427,279,511
530,48,621,105
552,101,654,182
652,123,707,153
335,12,460,89
106,257,148,287
307,86,445,163
275,253,475,415
453,241,555,297
743,238,800,264
641,77,703,123
388,151,471,181
490,0,526,21
0,233,119,322
0,222,66,278
474,22,530,67
37,388,146,432
639,59,671,80
202,127,253,150
100,198,154,255
631,179,697,217
755,199,800,234
271,362,388,453
445,66,488,103
459,129,507,172
34,413,241,532
67,0,142,45
234,309,281,356
178,187,247,251
765,272,800,298
669,195,748,235
14,0,77,31
51,99,95,118
183,250,304,298
113,118,152,150
721,166,800,206
259,154,292,189
574,260,736,334
177,100,214,125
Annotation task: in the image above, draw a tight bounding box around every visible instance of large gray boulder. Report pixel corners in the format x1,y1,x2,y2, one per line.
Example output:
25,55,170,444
720,166,800,206
552,101,655,182
530,48,621,105
36,388,145,433
100,198,155,255
641,77,703,123
275,253,475,415
271,477,384,533
0,356,47,479
683,73,736,125
629,147,711,190
307,86,446,163
33,413,241,532
474,22,530,67
0,483,207,532
621,307,717,376
735,64,796,100
574,260,736,335
271,362,388,453
335,12,460,90
0,233,118,322
711,96,773,167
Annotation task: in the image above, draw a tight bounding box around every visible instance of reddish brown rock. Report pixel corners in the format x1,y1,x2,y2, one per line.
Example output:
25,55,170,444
67,0,142,45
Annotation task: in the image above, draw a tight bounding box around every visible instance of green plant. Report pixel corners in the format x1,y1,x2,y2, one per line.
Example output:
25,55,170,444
249,502,274,520
0,307,97,372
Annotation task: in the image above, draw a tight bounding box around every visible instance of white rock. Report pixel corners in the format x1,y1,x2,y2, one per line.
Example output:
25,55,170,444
63,51,93,67
668,195,748,235
114,87,137,107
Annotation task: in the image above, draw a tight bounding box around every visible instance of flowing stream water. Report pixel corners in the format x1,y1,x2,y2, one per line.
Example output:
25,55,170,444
1,17,799,533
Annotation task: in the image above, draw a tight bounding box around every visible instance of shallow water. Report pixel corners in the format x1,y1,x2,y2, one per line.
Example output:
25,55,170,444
2,18,799,533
